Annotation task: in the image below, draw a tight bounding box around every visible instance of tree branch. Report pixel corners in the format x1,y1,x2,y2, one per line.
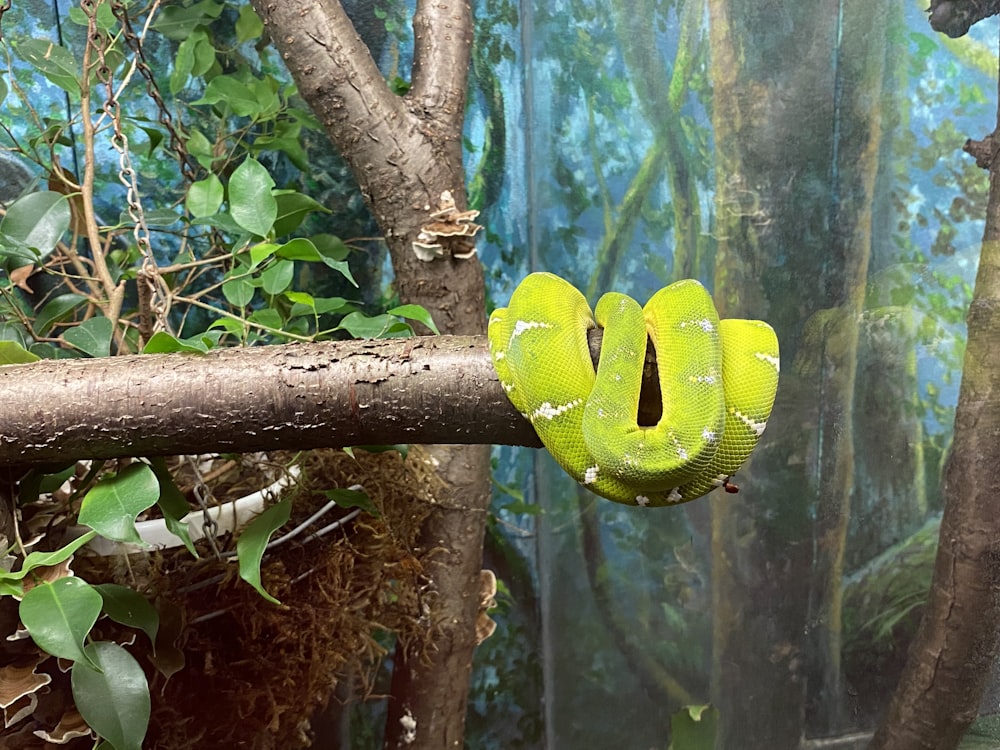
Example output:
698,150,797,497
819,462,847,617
928,0,1000,38
869,75,1000,750
409,1,473,131
246,5,482,745
0,329,662,463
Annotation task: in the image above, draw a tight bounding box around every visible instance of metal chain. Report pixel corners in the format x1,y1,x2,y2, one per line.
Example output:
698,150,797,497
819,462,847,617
82,0,171,336
111,0,196,185
185,455,223,560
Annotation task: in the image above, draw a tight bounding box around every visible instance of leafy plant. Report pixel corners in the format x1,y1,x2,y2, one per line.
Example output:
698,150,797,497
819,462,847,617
0,1,430,745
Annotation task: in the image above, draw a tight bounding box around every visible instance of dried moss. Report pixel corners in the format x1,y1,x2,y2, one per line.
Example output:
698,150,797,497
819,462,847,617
70,446,442,750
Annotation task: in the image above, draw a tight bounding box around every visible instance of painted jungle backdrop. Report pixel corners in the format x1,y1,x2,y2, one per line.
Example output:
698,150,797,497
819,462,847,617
1,0,997,748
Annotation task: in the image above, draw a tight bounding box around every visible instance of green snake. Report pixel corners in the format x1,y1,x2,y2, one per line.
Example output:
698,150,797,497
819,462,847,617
488,273,779,506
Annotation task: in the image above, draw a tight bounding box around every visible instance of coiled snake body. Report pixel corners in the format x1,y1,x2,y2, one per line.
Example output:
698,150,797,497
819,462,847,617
489,273,779,506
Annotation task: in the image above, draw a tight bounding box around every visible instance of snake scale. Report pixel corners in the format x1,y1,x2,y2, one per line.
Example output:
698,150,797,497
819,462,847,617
488,273,780,506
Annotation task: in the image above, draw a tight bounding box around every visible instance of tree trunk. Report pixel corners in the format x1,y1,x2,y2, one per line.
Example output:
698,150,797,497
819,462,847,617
247,3,488,746
869,107,1000,750
706,0,894,744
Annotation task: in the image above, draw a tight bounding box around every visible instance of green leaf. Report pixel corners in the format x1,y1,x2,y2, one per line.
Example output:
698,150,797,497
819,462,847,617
20,577,102,666
148,457,197,556
275,237,323,262
209,316,246,338
0,532,96,591
78,464,160,545
0,76,7,107
153,0,224,40
0,191,72,256
272,192,329,237
222,277,255,308
236,3,265,41
228,158,277,236
68,2,117,31
142,331,210,354
249,76,281,118
185,174,224,218
169,31,197,93
320,257,358,286
133,208,179,228
286,293,353,320
247,307,283,330
314,233,351,261
34,293,86,335
94,584,159,649
184,128,216,170
193,75,261,117
248,242,279,269
16,39,79,94
0,533,98,597
322,488,380,518
336,312,392,339
260,259,294,295
668,705,719,750
0,341,40,365
72,642,150,750
388,304,440,335
63,316,113,358
237,499,291,604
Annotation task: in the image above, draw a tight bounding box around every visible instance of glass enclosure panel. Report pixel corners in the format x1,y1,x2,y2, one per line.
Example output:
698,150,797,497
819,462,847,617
480,1,994,747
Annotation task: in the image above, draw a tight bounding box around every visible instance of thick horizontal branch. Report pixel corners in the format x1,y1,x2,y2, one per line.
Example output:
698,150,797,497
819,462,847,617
0,331,661,465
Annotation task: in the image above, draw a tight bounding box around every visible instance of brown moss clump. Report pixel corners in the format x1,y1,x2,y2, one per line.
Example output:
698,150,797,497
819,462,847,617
73,446,442,750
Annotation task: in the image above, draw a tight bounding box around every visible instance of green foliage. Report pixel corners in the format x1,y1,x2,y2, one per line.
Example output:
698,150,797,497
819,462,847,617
236,497,292,604
0,191,72,258
0,531,96,598
18,571,158,750
78,463,161,545
20,577,103,666
669,705,719,750
0,0,446,745
94,583,160,649
323,487,381,517
71,641,151,750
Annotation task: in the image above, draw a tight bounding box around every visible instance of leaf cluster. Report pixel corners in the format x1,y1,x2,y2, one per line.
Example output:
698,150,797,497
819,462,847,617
0,1,416,745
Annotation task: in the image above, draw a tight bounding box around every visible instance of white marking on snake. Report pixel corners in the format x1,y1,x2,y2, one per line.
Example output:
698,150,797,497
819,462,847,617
679,318,714,333
677,447,689,461
531,399,582,421
584,465,599,484
635,495,650,507
755,351,780,371
695,374,716,385
510,319,552,340
494,350,505,361
733,408,768,437
702,428,718,442
667,488,682,503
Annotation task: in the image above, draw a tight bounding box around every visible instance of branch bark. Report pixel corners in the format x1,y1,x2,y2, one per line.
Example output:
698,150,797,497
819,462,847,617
869,89,1000,750
0,330,661,465
928,0,1000,38
0,337,521,464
